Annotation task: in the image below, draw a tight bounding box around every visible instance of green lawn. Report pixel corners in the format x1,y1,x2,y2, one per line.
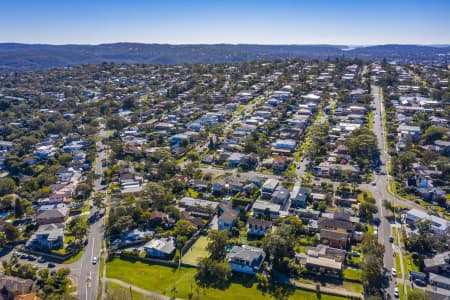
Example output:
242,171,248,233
64,249,83,264
106,258,347,300
395,254,402,279
398,283,405,300
403,253,419,275
342,281,364,294
106,282,151,300
342,268,362,281
392,227,398,246
367,111,374,130
182,235,209,266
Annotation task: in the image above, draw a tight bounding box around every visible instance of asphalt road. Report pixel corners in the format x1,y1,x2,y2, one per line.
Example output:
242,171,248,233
366,85,404,298
76,129,108,300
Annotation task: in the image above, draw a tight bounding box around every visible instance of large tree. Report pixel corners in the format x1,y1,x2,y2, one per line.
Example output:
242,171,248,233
196,257,231,288
206,230,229,261
144,182,171,210
346,127,379,169
361,233,385,295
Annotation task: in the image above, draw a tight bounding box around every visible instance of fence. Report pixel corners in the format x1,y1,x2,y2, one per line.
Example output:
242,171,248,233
19,246,78,263
117,253,197,268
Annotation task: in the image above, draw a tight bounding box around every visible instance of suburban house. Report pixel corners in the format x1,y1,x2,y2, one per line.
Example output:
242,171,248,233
227,152,245,168
318,210,353,249
405,209,450,234
261,178,279,199
398,124,421,140
429,273,450,290
319,229,350,250
144,237,176,259
290,184,309,208
247,218,272,236
272,156,288,172
251,200,281,219
218,205,239,231
227,245,266,275
271,187,290,208
26,223,64,251
424,251,450,274
179,197,219,218
306,244,347,262
0,275,35,299
149,211,175,228
0,141,13,151
271,139,296,154
296,253,343,277
35,206,69,225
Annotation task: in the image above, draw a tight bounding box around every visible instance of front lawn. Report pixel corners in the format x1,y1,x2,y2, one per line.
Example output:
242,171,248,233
403,253,419,275
395,254,402,279
106,282,150,300
106,258,347,300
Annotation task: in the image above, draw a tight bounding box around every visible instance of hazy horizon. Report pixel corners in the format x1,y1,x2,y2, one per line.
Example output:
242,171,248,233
1,0,449,45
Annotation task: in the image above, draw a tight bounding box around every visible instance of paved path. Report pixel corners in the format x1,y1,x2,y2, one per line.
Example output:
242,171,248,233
104,278,183,300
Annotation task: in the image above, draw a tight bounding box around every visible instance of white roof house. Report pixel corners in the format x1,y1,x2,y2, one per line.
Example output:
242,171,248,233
406,208,450,234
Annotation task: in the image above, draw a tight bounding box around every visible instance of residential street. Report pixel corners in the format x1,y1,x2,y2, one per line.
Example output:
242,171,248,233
76,127,108,300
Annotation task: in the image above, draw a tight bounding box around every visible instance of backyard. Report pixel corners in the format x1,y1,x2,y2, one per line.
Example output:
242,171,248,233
182,235,209,266
106,258,348,300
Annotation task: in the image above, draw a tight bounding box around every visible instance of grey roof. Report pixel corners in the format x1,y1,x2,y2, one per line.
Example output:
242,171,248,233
430,273,450,286
228,245,265,267
272,187,290,201
398,125,421,132
144,237,176,255
252,200,281,212
0,141,13,147
180,197,219,209
220,208,238,223
36,206,69,220
424,251,450,269
407,209,450,231
262,178,279,191
248,218,272,227
435,140,450,147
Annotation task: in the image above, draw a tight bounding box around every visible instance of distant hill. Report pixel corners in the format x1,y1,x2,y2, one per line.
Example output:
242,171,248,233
0,43,448,72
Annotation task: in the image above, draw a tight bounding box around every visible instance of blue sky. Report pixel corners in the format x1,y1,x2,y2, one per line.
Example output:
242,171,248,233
1,0,449,45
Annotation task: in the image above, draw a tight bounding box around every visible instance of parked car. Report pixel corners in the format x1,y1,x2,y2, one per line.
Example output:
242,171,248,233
352,251,360,257
28,255,37,261
391,268,397,277
92,257,97,264
414,279,426,286
394,287,399,298
37,257,46,263
389,236,394,243
47,263,56,268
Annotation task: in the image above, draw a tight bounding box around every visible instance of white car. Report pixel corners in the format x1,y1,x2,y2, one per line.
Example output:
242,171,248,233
391,268,397,277
394,287,399,297
92,257,97,264
374,229,378,235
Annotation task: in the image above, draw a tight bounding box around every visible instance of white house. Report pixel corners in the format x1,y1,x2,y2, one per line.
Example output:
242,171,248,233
405,208,450,234
227,245,266,275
